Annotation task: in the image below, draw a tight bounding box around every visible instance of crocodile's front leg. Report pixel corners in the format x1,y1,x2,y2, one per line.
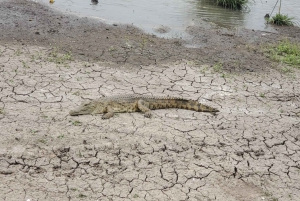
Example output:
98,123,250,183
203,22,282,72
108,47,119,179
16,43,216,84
137,99,152,118
102,105,115,119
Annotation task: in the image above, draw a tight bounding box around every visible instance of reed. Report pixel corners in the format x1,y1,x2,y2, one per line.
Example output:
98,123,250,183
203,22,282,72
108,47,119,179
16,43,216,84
216,0,248,10
267,13,294,26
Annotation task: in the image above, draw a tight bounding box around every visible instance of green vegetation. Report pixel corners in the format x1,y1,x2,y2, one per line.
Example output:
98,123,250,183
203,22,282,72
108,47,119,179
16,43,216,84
267,13,294,26
30,52,43,62
281,66,294,74
39,139,47,144
77,193,87,198
108,46,116,52
41,114,49,119
14,49,22,56
280,66,295,78
199,65,209,74
259,93,265,98
57,134,64,139
266,40,300,67
263,191,279,201
213,62,223,72
72,120,82,126
48,47,72,65
77,150,83,158
30,129,39,134
215,0,248,10
22,61,30,68
72,91,80,96
139,37,148,50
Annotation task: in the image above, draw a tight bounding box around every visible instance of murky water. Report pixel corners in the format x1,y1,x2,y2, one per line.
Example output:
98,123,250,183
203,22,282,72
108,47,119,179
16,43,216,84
39,0,299,37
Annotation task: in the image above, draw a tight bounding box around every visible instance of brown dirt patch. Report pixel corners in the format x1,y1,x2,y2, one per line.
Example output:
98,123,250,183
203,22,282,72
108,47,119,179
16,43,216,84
0,0,300,201
1,0,299,71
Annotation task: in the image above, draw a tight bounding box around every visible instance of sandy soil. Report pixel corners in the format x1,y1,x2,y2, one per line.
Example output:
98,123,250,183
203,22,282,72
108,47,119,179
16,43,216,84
0,0,300,201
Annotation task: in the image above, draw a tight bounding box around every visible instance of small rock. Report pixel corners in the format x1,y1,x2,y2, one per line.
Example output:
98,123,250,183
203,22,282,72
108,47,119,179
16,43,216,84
295,134,300,141
254,148,265,156
154,25,171,34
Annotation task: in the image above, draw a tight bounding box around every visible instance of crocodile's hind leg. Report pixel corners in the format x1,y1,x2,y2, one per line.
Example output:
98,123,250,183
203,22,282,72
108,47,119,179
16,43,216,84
102,106,115,119
137,100,152,118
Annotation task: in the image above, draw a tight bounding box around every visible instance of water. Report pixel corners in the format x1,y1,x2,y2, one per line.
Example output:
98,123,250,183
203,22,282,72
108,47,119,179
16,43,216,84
39,0,300,37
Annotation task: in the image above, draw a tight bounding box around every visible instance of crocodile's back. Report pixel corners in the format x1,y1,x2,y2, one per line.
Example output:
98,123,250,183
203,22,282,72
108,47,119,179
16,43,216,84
96,94,218,113
69,94,219,117
96,94,184,102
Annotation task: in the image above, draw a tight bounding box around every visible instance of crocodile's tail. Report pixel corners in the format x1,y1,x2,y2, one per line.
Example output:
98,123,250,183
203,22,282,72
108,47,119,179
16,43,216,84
148,99,219,113
178,99,219,113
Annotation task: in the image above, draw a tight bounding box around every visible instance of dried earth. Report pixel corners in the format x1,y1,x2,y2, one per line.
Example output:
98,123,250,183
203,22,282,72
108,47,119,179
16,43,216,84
0,0,300,201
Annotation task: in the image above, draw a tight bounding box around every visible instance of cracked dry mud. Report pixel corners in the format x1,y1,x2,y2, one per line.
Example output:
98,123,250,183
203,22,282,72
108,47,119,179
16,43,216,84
0,44,299,201
1,0,300,200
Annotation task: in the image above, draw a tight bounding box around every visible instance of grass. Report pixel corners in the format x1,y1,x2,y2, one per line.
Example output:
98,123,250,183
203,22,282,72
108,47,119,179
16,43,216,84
30,129,39,134
72,120,82,126
22,61,30,68
39,139,47,144
199,65,209,74
30,52,43,62
41,114,49,119
281,66,294,74
266,39,300,67
57,134,64,139
108,46,116,52
72,91,80,96
216,0,248,10
259,93,265,98
267,13,294,26
213,62,223,72
14,49,22,56
263,191,279,201
200,62,232,79
48,47,72,65
76,193,87,198
139,37,148,50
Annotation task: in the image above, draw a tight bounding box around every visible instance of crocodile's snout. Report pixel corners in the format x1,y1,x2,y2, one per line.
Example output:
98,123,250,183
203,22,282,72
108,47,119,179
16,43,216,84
69,109,79,116
69,103,96,116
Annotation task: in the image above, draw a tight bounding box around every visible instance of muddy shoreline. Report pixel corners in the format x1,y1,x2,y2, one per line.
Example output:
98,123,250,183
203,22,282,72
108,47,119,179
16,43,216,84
0,1,300,201
1,0,299,71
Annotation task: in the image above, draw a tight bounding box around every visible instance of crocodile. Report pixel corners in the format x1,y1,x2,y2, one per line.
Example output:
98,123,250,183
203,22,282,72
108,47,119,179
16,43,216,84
69,94,219,119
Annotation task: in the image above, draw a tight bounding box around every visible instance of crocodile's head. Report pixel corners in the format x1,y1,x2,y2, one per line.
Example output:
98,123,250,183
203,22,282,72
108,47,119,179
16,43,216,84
69,101,99,116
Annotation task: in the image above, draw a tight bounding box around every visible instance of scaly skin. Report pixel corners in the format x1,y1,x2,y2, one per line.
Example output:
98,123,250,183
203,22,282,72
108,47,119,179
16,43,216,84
69,94,219,119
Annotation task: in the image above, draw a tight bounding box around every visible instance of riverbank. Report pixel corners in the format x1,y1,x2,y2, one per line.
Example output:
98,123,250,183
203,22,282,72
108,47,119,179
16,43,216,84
1,0,299,71
0,0,300,201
